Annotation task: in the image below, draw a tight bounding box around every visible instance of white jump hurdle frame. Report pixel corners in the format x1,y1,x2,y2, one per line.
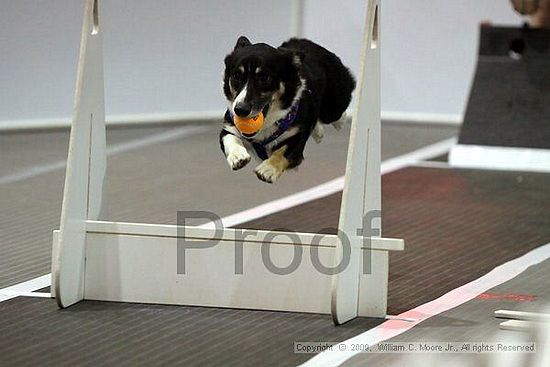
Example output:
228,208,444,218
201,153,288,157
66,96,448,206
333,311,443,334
51,0,404,325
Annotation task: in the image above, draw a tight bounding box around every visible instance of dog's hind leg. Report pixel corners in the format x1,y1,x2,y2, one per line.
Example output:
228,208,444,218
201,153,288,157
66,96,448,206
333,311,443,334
312,121,325,144
255,146,289,183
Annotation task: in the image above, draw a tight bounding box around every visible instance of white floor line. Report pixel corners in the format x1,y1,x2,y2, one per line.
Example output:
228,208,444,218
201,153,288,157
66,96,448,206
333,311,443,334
0,290,51,298
0,137,456,300
300,242,550,367
0,125,209,185
0,274,51,302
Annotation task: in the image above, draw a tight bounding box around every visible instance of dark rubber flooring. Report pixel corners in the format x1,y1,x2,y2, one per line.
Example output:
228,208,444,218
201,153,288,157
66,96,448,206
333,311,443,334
1,166,550,366
0,297,381,367
0,124,457,288
342,257,550,367
239,167,550,315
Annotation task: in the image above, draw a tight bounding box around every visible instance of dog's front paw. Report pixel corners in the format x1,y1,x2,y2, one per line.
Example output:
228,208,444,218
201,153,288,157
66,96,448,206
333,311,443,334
226,147,251,170
254,161,284,183
332,119,344,131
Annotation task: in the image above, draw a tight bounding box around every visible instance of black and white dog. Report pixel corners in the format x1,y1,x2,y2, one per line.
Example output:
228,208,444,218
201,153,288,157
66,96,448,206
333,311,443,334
220,36,355,183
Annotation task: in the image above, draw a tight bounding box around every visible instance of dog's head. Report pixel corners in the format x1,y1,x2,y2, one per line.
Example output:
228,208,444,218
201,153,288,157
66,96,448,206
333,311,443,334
223,36,304,121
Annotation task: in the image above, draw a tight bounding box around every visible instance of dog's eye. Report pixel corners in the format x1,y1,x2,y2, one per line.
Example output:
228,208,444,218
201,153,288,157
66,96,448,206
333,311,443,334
257,74,271,85
231,70,245,82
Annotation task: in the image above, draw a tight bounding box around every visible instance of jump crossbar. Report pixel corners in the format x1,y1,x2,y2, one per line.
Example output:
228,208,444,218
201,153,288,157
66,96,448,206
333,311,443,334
51,220,402,315
84,220,404,251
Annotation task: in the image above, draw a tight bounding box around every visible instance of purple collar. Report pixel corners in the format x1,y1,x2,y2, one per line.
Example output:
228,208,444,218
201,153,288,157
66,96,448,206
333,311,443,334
228,101,300,153
254,101,300,146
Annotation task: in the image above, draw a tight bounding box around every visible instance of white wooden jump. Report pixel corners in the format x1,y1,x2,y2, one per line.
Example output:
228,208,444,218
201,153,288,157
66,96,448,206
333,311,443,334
51,0,404,325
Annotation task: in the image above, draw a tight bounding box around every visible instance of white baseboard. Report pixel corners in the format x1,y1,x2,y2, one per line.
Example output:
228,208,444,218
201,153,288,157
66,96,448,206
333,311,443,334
0,110,462,132
449,144,550,173
0,110,223,132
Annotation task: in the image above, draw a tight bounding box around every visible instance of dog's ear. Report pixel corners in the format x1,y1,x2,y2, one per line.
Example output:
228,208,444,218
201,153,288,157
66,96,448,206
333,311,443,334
224,54,233,68
234,36,252,50
278,47,306,68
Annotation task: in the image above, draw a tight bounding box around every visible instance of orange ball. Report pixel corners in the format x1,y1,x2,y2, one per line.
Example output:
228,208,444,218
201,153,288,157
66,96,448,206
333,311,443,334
234,112,264,135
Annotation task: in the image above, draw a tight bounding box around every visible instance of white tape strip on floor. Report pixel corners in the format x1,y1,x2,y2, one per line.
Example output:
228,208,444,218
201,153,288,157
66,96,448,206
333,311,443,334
0,110,461,132
0,290,51,298
300,242,550,367
0,125,209,185
0,137,455,300
0,274,51,302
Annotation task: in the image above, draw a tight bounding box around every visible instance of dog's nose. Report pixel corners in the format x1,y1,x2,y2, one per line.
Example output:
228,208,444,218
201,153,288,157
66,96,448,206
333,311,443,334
234,104,251,117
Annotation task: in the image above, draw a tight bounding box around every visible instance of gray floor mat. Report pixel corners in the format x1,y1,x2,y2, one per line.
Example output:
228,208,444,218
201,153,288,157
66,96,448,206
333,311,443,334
0,297,382,367
0,123,456,288
342,258,550,367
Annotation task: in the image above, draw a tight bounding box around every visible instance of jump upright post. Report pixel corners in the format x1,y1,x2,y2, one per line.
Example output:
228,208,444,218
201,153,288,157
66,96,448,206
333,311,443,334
51,0,404,325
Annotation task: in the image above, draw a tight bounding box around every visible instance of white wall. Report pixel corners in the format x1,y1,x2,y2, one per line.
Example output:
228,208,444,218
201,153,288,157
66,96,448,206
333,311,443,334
0,0,292,123
0,0,524,125
304,0,522,118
